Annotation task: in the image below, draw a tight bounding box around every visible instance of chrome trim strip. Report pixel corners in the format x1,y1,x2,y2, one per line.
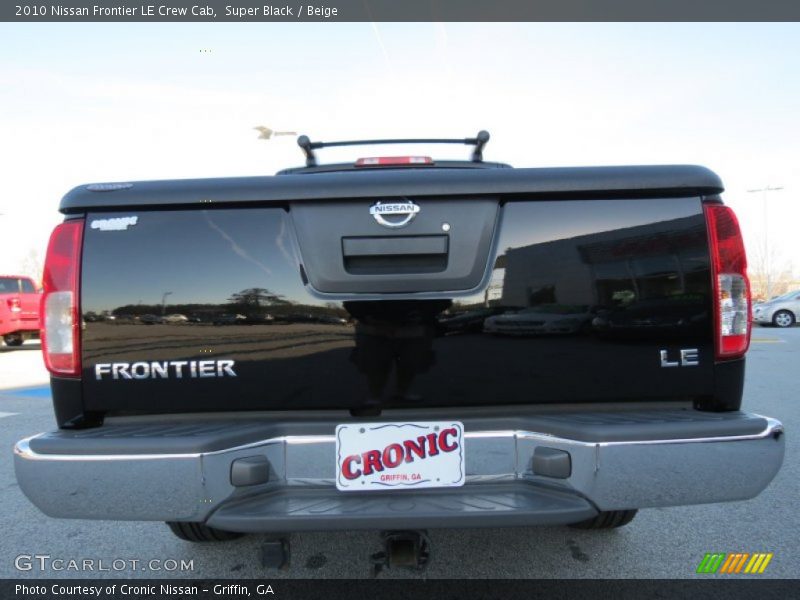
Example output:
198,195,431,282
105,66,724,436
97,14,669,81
14,437,204,461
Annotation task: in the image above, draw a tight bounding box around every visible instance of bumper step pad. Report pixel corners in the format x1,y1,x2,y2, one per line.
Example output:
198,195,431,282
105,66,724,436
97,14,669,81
207,483,597,532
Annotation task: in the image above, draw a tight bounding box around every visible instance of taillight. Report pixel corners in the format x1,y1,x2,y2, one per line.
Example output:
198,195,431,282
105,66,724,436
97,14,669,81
6,298,21,313
41,221,83,376
355,156,433,167
705,204,751,360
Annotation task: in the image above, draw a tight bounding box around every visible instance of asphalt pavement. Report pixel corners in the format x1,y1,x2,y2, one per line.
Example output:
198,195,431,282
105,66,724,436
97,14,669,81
0,330,797,579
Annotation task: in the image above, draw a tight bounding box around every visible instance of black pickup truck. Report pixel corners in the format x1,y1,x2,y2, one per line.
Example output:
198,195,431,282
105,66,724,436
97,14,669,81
15,132,784,550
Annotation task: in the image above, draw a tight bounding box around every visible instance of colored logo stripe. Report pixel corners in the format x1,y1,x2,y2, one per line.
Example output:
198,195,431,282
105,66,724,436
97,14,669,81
697,554,726,573
744,553,773,574
719,553,749,573
697,553,773,574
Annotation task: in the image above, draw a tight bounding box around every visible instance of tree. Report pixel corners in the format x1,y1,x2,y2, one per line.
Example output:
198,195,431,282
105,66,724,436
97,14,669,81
745,186,791,300
748,239,793,301
227,288,288,307
19,248,43,284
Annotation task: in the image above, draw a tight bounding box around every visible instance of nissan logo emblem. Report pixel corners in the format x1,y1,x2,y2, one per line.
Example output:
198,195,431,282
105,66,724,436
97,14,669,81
369,200,420,228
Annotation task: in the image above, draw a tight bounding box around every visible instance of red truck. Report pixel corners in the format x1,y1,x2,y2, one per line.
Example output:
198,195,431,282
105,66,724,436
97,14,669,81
0,275,41,347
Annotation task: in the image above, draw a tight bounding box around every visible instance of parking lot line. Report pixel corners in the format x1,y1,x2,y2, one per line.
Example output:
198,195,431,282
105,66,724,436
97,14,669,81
3,385,51,397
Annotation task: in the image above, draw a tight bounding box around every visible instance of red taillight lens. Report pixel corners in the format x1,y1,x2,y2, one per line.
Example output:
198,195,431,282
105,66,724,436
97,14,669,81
41,221,83,376
355,156,433,167
7,298,21,313
705,204,751,360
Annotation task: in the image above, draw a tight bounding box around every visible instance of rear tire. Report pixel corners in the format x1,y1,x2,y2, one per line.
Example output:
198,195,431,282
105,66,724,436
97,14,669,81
772,310,795,328
3,334,23,347
568,509,638,530
166,522,244,542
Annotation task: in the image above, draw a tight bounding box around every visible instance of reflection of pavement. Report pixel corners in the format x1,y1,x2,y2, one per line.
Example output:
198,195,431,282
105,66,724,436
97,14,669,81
0,341,48,390
82,323,355,362
425,332,711,404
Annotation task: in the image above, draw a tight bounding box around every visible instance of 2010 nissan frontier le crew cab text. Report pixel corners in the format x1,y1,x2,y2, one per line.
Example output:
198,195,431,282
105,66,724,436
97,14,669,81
14,132,784,550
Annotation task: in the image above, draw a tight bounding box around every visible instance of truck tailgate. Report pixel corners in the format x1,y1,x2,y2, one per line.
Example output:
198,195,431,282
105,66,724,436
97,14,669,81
78,195,718,416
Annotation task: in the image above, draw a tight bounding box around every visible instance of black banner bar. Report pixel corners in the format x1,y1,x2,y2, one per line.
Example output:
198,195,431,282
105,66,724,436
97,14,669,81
4,0,800,22
3,579,797,600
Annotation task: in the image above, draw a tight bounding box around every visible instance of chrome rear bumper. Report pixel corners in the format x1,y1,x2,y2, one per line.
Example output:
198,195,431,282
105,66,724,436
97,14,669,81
14,408,784,531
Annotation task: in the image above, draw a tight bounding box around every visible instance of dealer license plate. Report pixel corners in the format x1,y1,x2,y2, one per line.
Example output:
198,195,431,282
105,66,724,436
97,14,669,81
335,421,465,491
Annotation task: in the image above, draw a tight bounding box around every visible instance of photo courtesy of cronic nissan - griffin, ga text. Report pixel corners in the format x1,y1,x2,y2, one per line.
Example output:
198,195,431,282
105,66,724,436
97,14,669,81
13,132,784,566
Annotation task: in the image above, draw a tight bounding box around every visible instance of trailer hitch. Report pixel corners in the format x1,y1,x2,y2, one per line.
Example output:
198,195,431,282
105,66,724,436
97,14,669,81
260,538,290,570
370,530,431,576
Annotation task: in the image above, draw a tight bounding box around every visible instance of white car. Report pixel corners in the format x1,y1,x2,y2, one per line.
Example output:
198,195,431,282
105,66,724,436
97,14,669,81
753,290,800,327
162,313,189,324
483,305,592,335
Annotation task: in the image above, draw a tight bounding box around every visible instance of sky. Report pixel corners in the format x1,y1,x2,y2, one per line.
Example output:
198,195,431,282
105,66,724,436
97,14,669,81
0,22,798,280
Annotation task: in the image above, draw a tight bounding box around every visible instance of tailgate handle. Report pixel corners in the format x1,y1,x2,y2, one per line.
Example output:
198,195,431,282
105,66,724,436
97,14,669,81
342,236,449,275
342,235,448,257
